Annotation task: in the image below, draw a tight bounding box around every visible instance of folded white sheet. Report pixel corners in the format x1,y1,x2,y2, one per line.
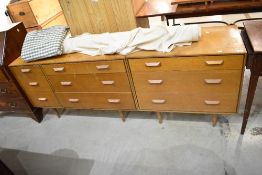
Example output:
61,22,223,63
63,25,201,56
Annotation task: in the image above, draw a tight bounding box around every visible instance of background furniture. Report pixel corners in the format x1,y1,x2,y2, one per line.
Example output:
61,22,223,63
59,0,149,36
7,0,67,31
0,23,43,122
136,0,262,26
8,26,246,124
240,20,262,134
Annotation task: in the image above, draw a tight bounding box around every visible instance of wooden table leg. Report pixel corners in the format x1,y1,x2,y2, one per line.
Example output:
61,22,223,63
53,108,61,118
241,57,262,134
156,112,163,124
31,108,43,123
212,114,218,127
119,111,128,122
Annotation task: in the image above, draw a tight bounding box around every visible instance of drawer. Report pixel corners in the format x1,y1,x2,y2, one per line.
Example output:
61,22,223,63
42,63,76,75
10,65,43,77
0,82,21,97
0,97,29,111
14,75,51,92
28,92,61,108
47,73,131,92
137,92,239,113
75,60,126,74
132,70,242,94
42,60,126,75
129,55,244,72
56,92,135,109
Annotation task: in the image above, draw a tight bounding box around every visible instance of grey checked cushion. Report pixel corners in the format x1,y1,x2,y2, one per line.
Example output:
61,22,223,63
21,26,69,62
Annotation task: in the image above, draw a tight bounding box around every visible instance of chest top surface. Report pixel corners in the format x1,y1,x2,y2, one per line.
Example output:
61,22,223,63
244,20,262,53
10,25,246,67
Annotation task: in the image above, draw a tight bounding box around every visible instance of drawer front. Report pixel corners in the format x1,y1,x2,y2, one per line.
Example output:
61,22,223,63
7,2,38,28
28,92,61,108
0,82,21,97
48,73,131,92
129,55,244,72
137,93,238,113
42,60,126,75
0,97,29,111
56,93,135,109
42,63,76,75
10,65,43,77
75,60,126,74
132,70,242,94
14,75,51,92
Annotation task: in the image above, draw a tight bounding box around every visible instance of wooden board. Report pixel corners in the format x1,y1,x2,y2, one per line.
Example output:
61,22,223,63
59,0,148,35
171,0,214,5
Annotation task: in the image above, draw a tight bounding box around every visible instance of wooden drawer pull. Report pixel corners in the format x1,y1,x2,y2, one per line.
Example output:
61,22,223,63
205,100,220,105
148,80,163,84
29,82,38,86
21,68,31,73
145,62,161,67
61,81,72,86
107,99,121,103
152,99,166,104
101,80,115,85
9,102,16,108
38,98,47,101
204,79,222,84
68,99,80,103
205,60,224,65
53,67,65,72
96,65,110,70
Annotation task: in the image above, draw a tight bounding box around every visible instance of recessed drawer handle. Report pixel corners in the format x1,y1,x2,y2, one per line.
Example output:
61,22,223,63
204,79,222,84
19,11,25,16
152,99,166,104
29,82,38,86
21,68,31,73
145,62,161,67
38,98,47,101
205,100,220,105
205,60,224,65
53,67,65,72
108,99,121,103
0,88,7,94
148,80,163,84
68,99,80,103
61,82,72,86
102,80,115,85
96,65,110,70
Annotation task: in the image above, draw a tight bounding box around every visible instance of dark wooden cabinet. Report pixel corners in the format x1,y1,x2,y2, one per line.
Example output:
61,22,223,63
0,22,43,122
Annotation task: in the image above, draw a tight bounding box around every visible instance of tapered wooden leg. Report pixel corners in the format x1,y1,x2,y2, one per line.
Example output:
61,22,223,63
212,114,218,127
156,112,163,124
53,108,61,118
119,111,128,122
30,108,43,123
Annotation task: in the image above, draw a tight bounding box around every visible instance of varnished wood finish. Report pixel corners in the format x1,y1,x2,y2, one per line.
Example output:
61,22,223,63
212,114,218,126
56,92,135,110
47,73,131,92
28,91,61,108
136,0,262,18
129,55,243,72
59,0,148,35
241,20,262,134
156,112,163,124
132,70,242,94
136,92,238,113
7,0,62,28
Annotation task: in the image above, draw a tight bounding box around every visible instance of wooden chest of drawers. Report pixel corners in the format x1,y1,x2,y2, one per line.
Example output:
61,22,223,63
7,0,67,31
0,23,43,122
9,26,246,124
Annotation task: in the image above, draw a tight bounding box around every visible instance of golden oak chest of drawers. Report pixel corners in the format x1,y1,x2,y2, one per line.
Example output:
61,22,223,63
9,26,246,124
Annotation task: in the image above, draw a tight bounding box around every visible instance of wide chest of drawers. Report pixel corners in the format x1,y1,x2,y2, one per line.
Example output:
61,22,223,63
8,26,247,124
